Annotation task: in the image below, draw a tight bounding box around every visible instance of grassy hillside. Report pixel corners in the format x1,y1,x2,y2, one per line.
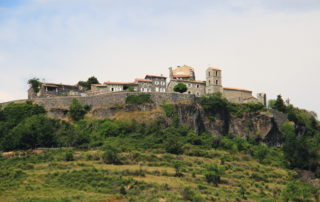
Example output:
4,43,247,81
1,94,319,201
1,148,299,202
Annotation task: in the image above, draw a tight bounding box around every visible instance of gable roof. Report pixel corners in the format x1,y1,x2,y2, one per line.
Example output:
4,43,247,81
145,75,167,79
135,78,152,83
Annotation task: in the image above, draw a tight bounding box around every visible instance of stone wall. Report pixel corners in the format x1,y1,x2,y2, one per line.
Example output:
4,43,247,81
31,92,196,109
167,80,206,97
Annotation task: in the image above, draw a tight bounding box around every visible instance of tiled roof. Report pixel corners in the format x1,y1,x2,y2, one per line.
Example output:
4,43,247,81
135,78,152,82
209,67,221,71
171,79,205,84
91,84,106,87
104,82,137,85
223,87,252,92
145,75,167,79
173,74,192,78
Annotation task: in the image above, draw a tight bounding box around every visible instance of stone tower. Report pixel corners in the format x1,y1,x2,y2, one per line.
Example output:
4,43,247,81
257,93,267,106
206,67,222,94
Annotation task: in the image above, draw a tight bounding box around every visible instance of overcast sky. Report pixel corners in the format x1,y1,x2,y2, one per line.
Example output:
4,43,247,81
0,0,319,115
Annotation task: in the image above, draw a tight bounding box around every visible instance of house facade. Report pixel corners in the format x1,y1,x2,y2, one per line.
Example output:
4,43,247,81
28,65,266,105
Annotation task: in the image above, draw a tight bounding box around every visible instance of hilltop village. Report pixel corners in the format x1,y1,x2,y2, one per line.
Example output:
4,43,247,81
28,65,267,105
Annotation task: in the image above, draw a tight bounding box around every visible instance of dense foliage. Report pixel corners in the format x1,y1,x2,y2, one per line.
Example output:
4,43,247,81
78,76,100,90
68,98,88,121
28,78,42,93
125,94,153,104
173,83,188,93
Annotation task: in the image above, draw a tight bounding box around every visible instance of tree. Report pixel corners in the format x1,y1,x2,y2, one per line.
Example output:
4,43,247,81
173,83,187,93
78,76,100,90
1,115,57,150
273,95,287,113
68,99,87,121
28,78,42,93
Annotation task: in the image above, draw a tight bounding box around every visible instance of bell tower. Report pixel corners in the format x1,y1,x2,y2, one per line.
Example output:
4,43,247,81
206,67,222,94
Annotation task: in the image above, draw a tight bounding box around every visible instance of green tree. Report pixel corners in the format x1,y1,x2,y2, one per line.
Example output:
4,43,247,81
1,115,57,150
68,99,87,121
273,95,287,113
173,83,187,93
28,78,42,93
2,102,46,127
78,76,100,90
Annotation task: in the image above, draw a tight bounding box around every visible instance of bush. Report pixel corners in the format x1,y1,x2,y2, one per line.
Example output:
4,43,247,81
126,94,153,104
182,187,204,202
28,78,42,93
204,164,225,186
102,149,121,165
173,83,187,93
68,99,87,121
65,150,74,161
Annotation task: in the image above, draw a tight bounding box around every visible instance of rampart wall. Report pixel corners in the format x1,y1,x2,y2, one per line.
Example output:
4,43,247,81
30,92,196,109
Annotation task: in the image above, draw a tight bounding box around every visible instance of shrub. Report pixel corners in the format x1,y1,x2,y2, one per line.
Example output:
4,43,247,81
28,78,42,93
65,150,74,161
68,99,87,121
173,83,187,93
181,187,204,202
102,149,121,165
126,94,153,104
204,164,225,186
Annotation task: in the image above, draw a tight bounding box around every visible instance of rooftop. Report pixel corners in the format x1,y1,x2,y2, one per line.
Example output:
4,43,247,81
145,75,167,79
135,78,152,83
223,87,252,93
209,67,221,71
104,82,137,85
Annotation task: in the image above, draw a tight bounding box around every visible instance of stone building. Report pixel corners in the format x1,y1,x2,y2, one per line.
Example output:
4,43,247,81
27,64,266,105
28,83,84,99
145,75,167,92
167,80,206,96
169,65,195,80
167,65,264,104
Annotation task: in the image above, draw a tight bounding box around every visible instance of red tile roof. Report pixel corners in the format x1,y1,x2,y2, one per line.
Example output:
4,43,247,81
145,75,167,79
171,79,205,84
223,87,252,92
209,67,221,71
135,78,152,82
104,82,136,85
173,74,192,78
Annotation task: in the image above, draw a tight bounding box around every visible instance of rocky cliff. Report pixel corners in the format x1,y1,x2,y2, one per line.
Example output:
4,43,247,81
48,103,288,146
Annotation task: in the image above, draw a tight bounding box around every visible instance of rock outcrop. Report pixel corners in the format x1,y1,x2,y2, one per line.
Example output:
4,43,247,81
45,103,288,146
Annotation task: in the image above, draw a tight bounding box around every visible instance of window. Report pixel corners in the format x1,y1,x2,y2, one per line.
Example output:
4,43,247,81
162,88,166,92
111,88,114,92
196,84,199,88
188,83,191,87
155,81,159,85
209,80,211,84
216,71,218,76
156,87,159,92
216,80,218,85
188,91,191,94
209,71,211,76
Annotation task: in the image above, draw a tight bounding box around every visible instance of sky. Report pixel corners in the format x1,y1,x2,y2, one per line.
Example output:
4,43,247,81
0,0,319,115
